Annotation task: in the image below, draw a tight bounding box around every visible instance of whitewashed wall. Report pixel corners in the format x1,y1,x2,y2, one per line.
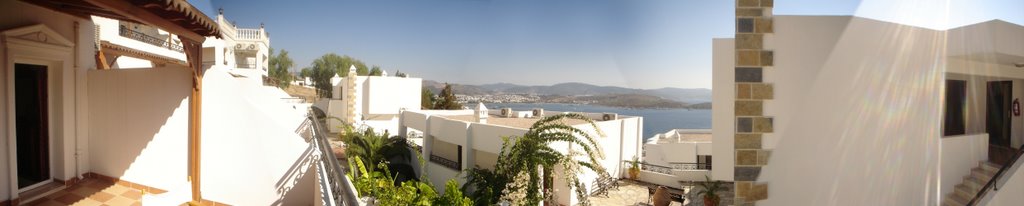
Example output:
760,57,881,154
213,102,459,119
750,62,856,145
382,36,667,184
939,134,988,198
0,2,98,201
711,38,735,181
87,66,190,191
757,16,944,205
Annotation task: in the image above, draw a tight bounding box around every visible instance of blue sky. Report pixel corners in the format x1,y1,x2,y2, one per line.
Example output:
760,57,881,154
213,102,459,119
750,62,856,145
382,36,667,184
192,0,1023,89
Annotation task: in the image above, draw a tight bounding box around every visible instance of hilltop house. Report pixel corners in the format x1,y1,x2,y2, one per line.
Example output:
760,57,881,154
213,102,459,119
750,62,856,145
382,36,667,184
398,104,643,206
316,65,422,134
640,129,714,186
201,8,271,83
713,1,1024,205
1,0,353,205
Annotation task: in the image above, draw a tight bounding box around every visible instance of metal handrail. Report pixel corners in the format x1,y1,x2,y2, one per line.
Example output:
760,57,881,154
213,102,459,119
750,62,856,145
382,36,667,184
668,162,712,170
429,154,461,171
307,109,361,206
966,144,1024,205
118,25,183,52
634,162,674,175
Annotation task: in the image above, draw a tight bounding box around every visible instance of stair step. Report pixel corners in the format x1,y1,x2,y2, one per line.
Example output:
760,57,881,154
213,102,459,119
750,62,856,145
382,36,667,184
954,184,977,199
963,176,986,191
980,161,1002,172
971,168,995,181
945,192,969,206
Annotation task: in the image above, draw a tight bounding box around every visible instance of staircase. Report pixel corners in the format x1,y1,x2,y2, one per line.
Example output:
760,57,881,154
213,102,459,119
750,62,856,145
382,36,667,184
943,161,1002,206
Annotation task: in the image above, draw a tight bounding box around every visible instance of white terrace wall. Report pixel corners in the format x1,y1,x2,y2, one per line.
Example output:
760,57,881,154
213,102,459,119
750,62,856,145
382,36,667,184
756,16,944,205
712,38,735,182
0,1,98,201
939,133,988,199
87,66,190,191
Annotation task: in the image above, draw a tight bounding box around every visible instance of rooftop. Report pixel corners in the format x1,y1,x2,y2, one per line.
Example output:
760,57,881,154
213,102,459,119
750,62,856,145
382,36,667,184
444,114,595,129
647,129,712,144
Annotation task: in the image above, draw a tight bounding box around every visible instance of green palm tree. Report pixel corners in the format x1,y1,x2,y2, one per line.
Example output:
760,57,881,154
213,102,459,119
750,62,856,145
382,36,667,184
469,113,610,206
342,129,414,171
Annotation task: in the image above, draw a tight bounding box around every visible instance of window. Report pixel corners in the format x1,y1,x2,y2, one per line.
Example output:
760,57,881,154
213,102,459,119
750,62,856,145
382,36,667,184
944,80,966,136
697,155,712,170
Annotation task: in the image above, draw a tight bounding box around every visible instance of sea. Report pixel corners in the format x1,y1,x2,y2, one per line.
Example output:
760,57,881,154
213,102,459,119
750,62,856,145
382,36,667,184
483,103,711,141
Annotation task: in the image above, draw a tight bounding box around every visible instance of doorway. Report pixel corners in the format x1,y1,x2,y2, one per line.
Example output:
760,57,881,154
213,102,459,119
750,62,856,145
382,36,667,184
14,63,51,190
986,81,1013,165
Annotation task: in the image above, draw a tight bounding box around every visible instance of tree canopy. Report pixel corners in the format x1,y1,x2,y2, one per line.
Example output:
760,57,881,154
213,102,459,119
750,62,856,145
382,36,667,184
310,53,346,97
267,48,294,88
434,83,463,110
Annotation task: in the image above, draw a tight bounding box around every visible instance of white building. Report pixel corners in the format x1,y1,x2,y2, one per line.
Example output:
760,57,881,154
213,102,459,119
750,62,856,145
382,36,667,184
0,1,350,205
201,8,271,81
713,2,1024,205
316,65,422,134
398,105,643,206
640,129,713,186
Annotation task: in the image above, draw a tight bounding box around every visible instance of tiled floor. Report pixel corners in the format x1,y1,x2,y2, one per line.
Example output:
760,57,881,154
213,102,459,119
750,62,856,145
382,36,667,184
589,180,687,206
22,179,145,206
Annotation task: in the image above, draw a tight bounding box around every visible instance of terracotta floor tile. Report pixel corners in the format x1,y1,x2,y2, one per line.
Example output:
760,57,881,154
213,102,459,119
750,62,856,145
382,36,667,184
104,196,135,206
88,191,115,203
70,198,104,206
54,193,86,205
71,187,100,197
24,199,64,206
44,191,70,199
121,190,143,200
101,185,130,195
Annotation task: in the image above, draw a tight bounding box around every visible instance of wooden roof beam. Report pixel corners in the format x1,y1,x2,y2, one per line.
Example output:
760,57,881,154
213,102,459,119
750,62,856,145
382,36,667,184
82,0,206,42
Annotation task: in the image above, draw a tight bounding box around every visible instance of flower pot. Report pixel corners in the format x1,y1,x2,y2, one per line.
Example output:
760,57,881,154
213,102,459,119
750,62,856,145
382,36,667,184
703,196,719,206
628,168,640,180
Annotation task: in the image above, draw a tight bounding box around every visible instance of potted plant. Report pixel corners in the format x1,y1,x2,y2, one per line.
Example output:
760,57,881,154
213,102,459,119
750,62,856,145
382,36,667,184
694,175,726,206
627,156,641,180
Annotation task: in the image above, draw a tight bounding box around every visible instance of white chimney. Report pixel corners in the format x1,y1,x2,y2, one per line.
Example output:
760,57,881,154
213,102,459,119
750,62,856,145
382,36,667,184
474,102,488,124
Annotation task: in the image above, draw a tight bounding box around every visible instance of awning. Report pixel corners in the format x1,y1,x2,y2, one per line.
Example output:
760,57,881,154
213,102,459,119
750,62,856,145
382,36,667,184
100,41,188,66
20,0,220,41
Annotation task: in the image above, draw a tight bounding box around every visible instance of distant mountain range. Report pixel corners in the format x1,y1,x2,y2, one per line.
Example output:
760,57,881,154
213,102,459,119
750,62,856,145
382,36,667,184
424,81,712,104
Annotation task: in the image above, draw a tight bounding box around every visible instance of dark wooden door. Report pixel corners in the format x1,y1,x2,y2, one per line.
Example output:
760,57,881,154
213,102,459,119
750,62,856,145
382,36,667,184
987,81,1013,165
15,63,50,189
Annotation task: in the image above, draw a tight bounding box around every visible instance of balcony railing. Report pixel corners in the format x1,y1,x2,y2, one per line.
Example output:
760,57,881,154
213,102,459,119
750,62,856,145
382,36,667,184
306,108,361,206
430,154,461,171
236,63,255,69
237,28,265,40
631,161,712,175
118,25,183,52
637,162,674,175
669,162,712,170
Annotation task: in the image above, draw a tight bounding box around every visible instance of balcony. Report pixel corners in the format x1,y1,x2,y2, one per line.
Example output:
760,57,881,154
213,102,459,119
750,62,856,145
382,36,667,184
236,28,266,41
633,162,712,176
118,25,183,53
430,154,461,171
668,162,712,170
305,109,361,206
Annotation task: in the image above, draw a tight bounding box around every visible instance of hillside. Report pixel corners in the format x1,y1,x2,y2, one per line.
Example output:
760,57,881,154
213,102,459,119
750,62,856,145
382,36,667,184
423,80,711,103
546,94,689,109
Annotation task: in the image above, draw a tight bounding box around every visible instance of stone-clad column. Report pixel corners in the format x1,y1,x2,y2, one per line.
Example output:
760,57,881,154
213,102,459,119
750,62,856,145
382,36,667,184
734,0,773,205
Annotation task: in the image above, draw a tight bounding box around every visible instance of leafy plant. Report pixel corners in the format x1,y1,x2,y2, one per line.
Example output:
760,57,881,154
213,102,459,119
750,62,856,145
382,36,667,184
341,128,413,171
464,113,609,206
629,156,640,169
437,179,473,206
348,156,471,205
463,167,508,206
694,175,727,205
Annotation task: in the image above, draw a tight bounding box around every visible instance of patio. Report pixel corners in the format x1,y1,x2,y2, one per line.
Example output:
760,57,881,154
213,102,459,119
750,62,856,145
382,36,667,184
589,179,735,206
22,178,147,206
589,180,688,206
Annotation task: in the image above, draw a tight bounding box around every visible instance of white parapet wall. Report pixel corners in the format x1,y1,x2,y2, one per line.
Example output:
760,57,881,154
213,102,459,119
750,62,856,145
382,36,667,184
939,133,989,198
87,66,191,192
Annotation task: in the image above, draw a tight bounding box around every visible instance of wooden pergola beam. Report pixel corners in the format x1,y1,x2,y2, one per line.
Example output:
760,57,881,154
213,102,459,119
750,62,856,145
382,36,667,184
82,0,205,42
